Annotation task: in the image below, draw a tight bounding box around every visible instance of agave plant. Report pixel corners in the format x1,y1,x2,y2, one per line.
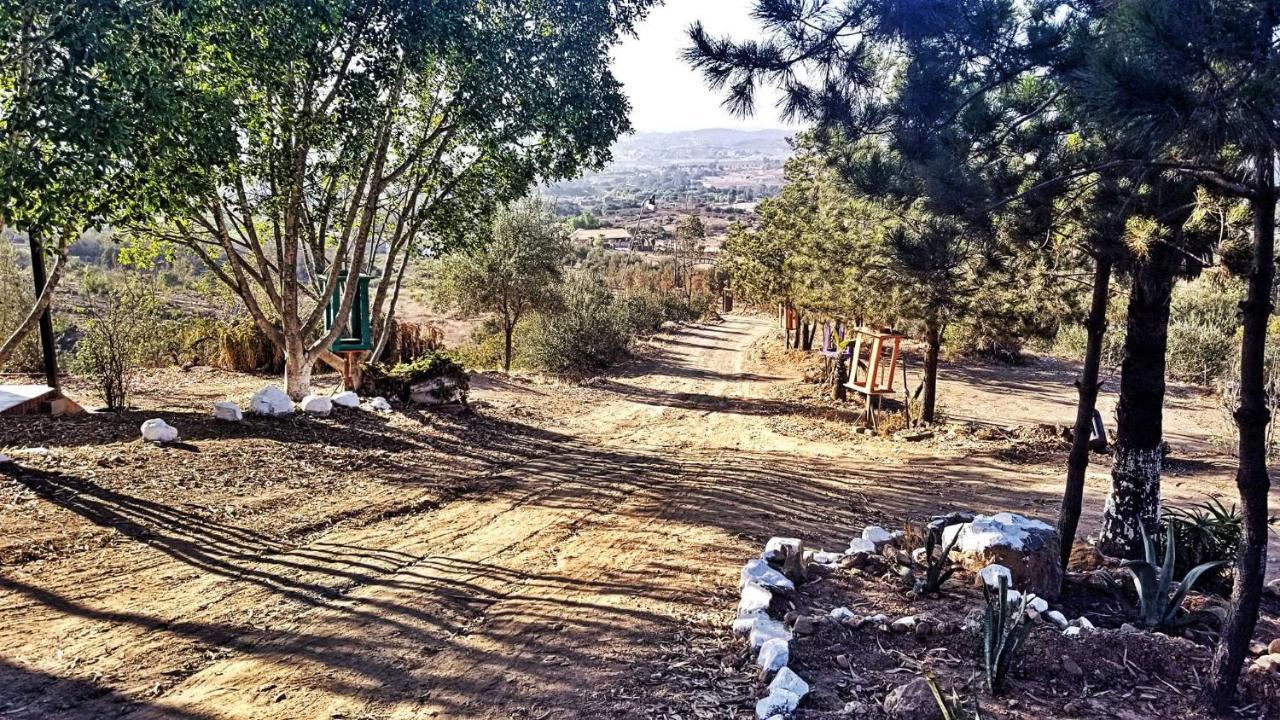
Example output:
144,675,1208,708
981,574,1033,693
1123,522,1226,629
1166,498,1240,577
898,526,960,595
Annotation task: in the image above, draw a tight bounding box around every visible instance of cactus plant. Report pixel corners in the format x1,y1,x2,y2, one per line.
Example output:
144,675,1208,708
898,526,960,595
981,574,1033,693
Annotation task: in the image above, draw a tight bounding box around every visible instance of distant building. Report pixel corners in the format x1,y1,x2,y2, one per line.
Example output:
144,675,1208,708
571,227,632,250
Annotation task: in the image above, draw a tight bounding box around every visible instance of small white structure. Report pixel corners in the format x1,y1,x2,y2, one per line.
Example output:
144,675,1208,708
332,391,360,408
300,394,333,417
213,402,243,422
141,419,179,443
369,396,393,413
250,386,294,416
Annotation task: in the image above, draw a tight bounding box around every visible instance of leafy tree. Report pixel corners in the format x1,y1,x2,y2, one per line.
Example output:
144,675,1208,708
672,215,707,301
144,0,654,398
432,199,568,372
0,0,229,368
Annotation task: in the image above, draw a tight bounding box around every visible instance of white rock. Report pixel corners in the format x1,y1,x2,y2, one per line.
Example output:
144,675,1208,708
16,447,50,456
862,526,893,545
890,616,917,632
756,689,801,719
1027,595,1049,613
911,547,928,564
1063,626,1082,637
866,613,889,625
829,607,857,621
741,559,795,592
140,419,178,443
978,564,1013,589
1046,610,1070,629
0,454,11,465
1005,589,1023,606
250,386,294,416
738,582,773,617
369,396,393,413
332,391,360,408
812,550,843,565
769,667,810,700
763,537,802,563
757,637,789,674
212,402,243,422
847,538,877,555
748,616,792,650
1072,616,1096,631
733,616,758,636
300,394,332,416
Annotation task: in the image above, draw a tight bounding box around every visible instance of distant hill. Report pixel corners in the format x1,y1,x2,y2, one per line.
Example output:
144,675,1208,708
608,128,794,167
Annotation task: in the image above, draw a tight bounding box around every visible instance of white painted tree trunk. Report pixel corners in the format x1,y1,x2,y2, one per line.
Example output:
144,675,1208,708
283,344,314,400
1097,444,1163,557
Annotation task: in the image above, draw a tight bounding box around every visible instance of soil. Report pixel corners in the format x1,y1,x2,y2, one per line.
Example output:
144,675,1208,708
1,314,1277,719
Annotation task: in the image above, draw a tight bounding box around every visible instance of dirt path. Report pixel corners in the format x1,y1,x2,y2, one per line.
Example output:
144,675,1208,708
1,315,1271,719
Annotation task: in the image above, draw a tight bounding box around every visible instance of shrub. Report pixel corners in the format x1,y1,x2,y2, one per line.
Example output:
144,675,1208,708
1166,499,1241,583
72,282,163,410
363,352,470,403
216,317,283,373
1166,318,1235,384
528,275,632,374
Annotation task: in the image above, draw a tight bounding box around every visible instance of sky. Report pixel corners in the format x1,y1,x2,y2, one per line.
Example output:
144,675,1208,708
612,0,797,133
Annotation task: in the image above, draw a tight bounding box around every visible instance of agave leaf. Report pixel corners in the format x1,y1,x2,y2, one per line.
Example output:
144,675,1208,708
1140,520,1158,567
1165,560,1229,624
1123,560,1159,624
925,675,954,720
1157,525,1174,606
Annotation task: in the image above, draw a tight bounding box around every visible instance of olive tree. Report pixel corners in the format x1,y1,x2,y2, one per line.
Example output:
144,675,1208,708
432,199,569,372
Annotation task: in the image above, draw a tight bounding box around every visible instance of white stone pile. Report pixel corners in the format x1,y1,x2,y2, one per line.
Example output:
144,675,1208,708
974,561,1098,637
733,537,809,719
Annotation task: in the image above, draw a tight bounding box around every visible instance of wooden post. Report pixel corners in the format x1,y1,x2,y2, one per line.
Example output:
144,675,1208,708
28,232,59,390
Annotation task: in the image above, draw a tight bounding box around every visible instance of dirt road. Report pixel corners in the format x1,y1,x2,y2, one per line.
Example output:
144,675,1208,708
0,315,1268,719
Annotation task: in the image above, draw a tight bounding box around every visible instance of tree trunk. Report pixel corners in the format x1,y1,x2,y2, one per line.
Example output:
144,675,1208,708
1206,166,1275,711
283,341,314,400
502,323,514,373
921,320,941,423
1097,254,1175,559
1057,255,1113,572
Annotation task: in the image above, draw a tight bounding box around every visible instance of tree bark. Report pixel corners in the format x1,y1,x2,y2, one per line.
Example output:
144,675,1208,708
502,322,514,373
1206,163,1275,711
283,340,313,400
1098,253,1175,559
921,320,941,423
1057,255,1113,572
0,240,67,371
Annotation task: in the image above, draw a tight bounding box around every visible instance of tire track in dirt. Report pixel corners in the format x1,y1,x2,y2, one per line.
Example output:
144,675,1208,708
102,317,779,719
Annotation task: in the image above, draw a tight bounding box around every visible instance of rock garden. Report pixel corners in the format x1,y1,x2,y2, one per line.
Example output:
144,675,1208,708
725,514,1280,719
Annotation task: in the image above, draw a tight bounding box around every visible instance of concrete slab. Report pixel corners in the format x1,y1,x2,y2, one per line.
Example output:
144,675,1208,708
0,384,57,416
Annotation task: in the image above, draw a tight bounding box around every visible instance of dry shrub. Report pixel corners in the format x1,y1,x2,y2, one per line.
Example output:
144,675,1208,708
381,319,443,365
217,318,282,373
